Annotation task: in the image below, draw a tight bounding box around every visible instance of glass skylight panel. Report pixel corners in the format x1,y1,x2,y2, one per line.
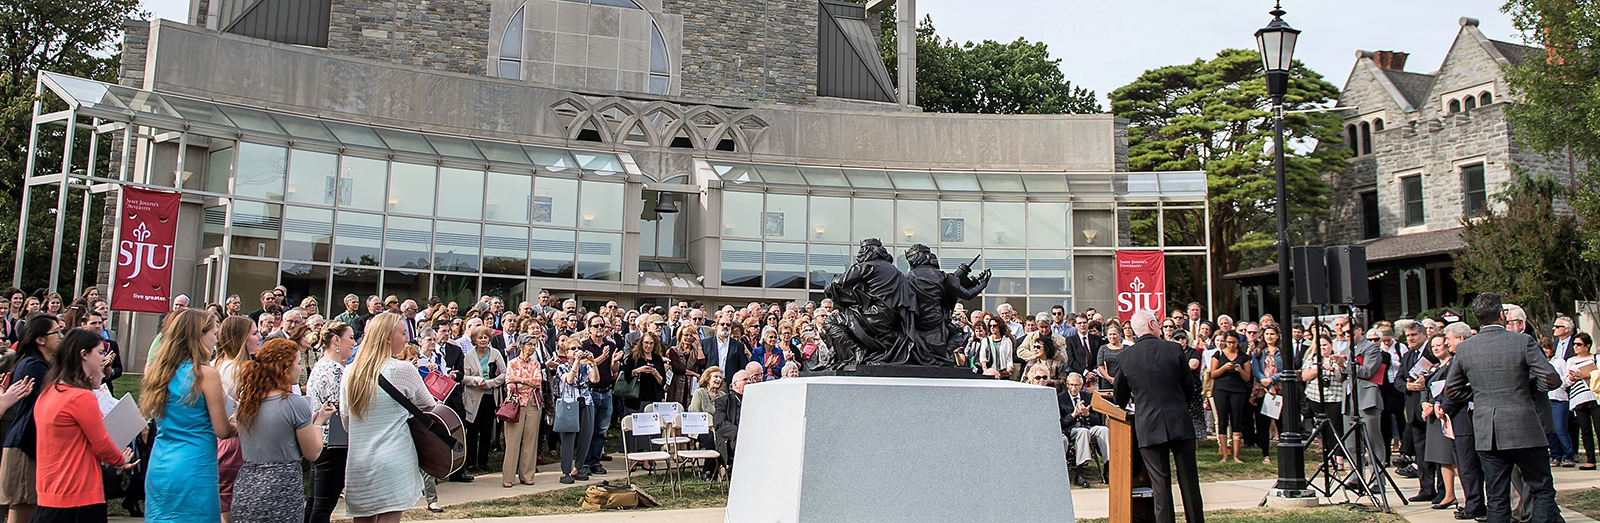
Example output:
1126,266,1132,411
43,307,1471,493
754,164,806,185
842,169,891,189
425,135,485,160
931,172,982,191
976,174,1026,192
525,146,578,172
474,140,532,164
710,163,761,184
798,167,849,187
886,171,936,190
216,106,286,135
270,113,339,143
374,128,438,155
322,121,387,149
161,95,235,127
1021,175,1068,193
573,151,624,175
41,72,123,110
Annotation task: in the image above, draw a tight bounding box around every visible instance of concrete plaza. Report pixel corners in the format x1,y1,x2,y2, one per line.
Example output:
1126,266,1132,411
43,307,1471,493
122,463,1591,523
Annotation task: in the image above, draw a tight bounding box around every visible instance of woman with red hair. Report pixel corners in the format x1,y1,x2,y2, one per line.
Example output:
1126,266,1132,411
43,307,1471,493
229,339,334,522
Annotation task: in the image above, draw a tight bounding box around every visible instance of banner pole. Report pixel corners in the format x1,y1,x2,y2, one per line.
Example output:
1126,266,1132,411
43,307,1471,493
106,187,123,312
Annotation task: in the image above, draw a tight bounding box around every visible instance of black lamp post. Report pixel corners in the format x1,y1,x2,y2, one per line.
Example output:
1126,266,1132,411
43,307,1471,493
1256,2,1312,500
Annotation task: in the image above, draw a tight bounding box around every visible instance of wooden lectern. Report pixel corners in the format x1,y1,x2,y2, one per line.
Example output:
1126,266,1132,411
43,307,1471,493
1091,393,1153,523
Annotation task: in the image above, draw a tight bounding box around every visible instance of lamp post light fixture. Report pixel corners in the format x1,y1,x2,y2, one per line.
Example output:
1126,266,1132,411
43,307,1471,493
1257,1,1312,502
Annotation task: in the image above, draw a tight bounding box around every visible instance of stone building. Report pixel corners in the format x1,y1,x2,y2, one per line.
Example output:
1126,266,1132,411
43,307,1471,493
1227,17,1584,321
21,0,1210,368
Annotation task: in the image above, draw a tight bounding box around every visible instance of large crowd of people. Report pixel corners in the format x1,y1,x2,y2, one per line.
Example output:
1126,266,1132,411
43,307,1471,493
0,281,1583,522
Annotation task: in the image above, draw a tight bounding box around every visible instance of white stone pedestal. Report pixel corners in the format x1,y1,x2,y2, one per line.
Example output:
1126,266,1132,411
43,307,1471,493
724,376,1074,523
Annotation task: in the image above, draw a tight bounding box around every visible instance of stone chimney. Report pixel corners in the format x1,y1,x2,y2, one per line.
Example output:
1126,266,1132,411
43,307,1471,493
1372,50,1409,71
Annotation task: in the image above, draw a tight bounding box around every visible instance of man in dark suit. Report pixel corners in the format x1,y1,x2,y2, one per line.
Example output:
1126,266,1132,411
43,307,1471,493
1345,329,1386,491
1399,322,1443,503
713,369,749,473
1061,372,1108,489
702,318,750,375
1064,315,1105,377
1444,293,1561,523
1554,316,1579,360
1113,310,1203,523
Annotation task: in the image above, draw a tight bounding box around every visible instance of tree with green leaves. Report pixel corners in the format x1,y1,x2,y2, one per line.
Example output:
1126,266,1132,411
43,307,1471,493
877,11,1099,114
1110,49,1346,316
1501,0,1600,269
1454,172,1596,327
0,0,142,294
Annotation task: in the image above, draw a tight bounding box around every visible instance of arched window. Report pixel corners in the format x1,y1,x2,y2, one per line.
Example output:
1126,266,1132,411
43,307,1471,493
1373,118,1384,131
649,25,670,95
496,7,524,79
1360,121,1372,155
1347,124,1359,153
1448,99,1462,114
1463,95,1477,111
1479,92,1493,106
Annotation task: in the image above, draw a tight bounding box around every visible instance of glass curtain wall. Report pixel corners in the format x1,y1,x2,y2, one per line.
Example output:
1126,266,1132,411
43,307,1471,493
721,189,1076,309
214,140,628,309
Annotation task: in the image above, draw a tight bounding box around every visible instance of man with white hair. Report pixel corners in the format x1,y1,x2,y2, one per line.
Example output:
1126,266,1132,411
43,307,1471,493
1113,310,1203,522
1343,326,1387,492
714,369,751,473
171,294,190,311
1555,316,1580,360
997,304,1024,339
1061,372,1110,488
268,308,306,340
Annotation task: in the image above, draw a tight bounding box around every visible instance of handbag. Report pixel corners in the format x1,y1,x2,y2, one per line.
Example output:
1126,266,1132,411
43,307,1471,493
495,398,521,423
581,481,659,510
613,371,641,399
423,371,458,401
377,376,465,478
554,398,581,433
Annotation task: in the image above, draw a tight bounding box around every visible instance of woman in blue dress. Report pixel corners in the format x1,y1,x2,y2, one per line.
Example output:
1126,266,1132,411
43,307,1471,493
139,308,234,522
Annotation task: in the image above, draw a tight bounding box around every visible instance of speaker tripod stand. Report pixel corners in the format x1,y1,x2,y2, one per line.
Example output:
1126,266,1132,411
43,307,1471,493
1303,307,1406,512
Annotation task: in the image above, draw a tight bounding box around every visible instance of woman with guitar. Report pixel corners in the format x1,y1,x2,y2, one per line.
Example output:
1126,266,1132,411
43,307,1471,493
341,313,443,523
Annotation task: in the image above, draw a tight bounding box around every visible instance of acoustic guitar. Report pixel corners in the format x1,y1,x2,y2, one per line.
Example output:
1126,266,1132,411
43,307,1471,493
378,376,467,478
415,403,466,478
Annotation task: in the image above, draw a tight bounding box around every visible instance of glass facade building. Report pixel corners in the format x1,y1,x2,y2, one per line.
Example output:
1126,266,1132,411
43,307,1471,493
32,69,1208,317
21,20,1209,364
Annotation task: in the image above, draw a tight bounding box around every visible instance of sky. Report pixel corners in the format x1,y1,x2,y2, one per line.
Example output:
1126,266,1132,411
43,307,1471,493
138,0,1522,109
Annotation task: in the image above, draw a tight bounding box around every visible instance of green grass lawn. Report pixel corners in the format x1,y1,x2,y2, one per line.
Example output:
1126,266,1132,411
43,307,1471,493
1558,487,1600,521
395,477,727,520
1071,435,1318,488
110,372,142,400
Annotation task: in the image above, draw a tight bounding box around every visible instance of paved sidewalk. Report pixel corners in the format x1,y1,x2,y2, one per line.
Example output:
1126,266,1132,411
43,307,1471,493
393,465,1600,523
103,460,1600,522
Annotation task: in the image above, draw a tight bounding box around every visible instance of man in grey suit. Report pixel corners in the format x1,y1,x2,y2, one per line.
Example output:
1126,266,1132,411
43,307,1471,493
1345,328,1387,492
1445,293,1562,523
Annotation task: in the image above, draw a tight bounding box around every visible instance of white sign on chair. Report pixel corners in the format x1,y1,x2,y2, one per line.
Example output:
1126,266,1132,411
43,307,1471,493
680,412,711,435
631,412,662,436
651,402,682,421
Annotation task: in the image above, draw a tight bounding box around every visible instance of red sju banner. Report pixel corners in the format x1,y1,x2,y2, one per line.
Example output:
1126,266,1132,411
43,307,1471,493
110,187,180,314
1115,251,1166,322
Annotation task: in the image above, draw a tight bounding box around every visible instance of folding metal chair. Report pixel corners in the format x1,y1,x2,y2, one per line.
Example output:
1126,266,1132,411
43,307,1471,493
675,412,722,486
622,412,672,492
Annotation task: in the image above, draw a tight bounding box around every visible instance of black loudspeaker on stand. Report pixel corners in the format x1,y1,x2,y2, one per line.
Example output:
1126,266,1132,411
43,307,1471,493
1325,245,1369,306
1292,246,1328,306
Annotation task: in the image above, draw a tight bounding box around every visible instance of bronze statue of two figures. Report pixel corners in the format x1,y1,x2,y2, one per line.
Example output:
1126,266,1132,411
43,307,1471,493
808,239,990,372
